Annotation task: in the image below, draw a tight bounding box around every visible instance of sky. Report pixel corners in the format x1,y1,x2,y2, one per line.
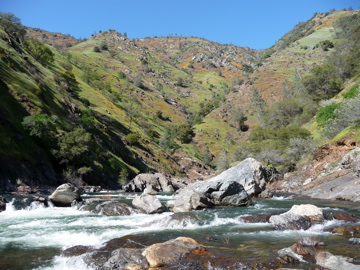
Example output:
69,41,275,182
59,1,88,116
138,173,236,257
1,0,359,50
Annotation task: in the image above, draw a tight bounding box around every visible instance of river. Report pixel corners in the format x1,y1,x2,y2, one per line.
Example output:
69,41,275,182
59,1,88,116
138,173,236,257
0,192,359,269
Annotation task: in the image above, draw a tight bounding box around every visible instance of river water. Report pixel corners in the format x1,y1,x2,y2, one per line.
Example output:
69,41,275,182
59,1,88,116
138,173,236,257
0,192,359,269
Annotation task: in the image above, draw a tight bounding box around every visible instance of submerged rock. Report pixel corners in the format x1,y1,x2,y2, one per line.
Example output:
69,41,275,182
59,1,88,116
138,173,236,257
48,183,82,207
132,194,167,214
349,238,360,245
269,204,324,230
315,251,359,270
333,212,359,222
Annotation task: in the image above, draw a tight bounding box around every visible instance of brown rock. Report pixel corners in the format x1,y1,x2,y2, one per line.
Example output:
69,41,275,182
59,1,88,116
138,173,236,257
333,212,359,222
142,237,206,268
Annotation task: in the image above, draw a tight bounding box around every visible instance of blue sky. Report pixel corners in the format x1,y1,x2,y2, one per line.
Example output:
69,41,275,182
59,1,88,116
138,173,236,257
1,0,359,49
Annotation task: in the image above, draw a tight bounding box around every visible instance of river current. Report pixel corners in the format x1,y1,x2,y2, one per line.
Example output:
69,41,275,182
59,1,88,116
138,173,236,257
0,192,359,269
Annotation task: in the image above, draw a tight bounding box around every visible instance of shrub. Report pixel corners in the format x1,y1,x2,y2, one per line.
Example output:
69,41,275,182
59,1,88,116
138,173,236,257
316,103,340,127
126,133,138,145
93,46,101,52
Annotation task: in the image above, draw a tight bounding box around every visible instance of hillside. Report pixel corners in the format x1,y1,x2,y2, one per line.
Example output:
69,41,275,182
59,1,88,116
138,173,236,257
0,10,359,192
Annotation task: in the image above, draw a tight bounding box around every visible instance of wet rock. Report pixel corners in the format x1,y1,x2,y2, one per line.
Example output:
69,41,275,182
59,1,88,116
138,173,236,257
257,189,273,198
349,238,360,245
132,194,168,214
82,186,102,193
170,188,213,213
93,201,140,216
48,183,82,207
16,185,32,194
297,237,325,247
329,225,360,237
62,245,94,257
239,213,273,223
124,173,175,192
33,196,48,207
102,248,149,270
0,196,6,212
270,204,324,230
143,185,158,195
315,251,359,270
333,212,359,222
277,247,307,263
142,237,207,268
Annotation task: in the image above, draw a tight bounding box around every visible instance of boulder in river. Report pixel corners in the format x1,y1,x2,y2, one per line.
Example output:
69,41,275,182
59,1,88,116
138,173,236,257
191,179,253,207
197,158,269,197
48,183,82,207
141,237,207,268
315,251,359,270
132,194,167,214
124,173,175,193
269,204,324,230
93,201,140,216
0,196,6,212
170,188,213,213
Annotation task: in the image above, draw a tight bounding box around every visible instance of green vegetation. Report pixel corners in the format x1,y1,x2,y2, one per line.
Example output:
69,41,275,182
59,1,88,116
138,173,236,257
1,10,360,189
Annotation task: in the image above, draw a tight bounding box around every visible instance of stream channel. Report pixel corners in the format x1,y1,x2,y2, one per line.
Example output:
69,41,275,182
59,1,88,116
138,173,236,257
0,192,359,269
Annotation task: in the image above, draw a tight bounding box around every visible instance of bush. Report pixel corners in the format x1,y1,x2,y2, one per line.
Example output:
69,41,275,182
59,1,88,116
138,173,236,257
316,103,340,127
126,133,138,145
93,46,101,52
320,40,334,51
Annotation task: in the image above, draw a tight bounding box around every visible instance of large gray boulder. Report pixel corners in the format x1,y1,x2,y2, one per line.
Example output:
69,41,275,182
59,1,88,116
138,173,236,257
197,158,268,197
132,194,167,214
48,183,82,207
170,188,213,213
124,173,175,193
270,204,324,230
169,180,252,213
192,180,252,206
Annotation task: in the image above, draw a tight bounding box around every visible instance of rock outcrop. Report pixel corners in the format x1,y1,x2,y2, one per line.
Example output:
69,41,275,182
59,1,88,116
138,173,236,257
48,183,82,207
269,204,324,230
124,173,175,193
132,194,167,214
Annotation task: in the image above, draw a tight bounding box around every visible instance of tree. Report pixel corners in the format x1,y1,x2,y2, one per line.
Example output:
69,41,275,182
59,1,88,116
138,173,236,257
217,149,229,172
22,114,57,138
303,63,343,100
175,124,195,144
24,39,54,66
251,88,266,118
320,40,334,51
232,107,247,131
0,12,26,41
264,99,303,129
202,148,212,165
53,128,91,163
